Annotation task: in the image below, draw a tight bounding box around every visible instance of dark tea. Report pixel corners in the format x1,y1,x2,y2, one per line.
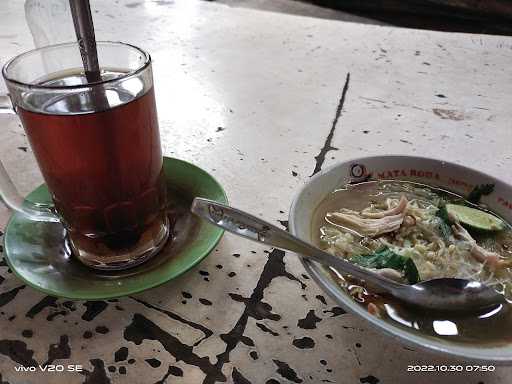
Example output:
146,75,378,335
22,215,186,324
17,71,169,268
3,42,170,270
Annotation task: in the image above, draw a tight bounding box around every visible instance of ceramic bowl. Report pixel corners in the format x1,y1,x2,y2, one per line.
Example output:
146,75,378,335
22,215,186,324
289,155,512,363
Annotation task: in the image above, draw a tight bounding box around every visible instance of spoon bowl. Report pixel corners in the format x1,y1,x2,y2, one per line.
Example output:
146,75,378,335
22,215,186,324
394,278,504,312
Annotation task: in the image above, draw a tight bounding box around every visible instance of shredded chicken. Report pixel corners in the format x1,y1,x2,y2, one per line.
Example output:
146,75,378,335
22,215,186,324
361,196,408,219
452,223,512,271
403,215,416,227
327,196,408,237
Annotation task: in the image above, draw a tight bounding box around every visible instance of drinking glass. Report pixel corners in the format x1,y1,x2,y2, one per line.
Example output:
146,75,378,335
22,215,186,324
0,41,170,270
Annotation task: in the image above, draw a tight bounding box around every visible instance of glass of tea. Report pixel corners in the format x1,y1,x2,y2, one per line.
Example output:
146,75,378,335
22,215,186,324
0,42,170,270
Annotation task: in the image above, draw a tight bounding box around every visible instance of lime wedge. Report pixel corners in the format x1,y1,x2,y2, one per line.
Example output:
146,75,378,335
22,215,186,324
445,204,506,232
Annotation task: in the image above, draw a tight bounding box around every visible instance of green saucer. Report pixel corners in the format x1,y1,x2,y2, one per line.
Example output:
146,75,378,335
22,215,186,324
2,157,227,300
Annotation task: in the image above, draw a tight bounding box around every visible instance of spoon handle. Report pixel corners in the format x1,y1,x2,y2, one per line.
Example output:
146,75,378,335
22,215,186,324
191,198,402,290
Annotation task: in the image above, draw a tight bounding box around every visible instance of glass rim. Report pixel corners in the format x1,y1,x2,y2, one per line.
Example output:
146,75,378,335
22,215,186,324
2,41,151,91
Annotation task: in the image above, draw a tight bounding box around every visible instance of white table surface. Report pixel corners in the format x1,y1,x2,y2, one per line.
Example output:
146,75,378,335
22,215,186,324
1,1,512,383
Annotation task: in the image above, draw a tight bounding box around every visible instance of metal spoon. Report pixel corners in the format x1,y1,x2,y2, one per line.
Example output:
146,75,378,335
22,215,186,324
191,197,505,313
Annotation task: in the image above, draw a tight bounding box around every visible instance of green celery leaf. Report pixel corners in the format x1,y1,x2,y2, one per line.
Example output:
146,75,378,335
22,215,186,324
351,247,420,284
403,258,420,284
467,183,494,204
435,207,452,240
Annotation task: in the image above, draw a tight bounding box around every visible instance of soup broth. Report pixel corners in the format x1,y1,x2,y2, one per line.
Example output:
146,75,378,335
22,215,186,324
313,180,512,345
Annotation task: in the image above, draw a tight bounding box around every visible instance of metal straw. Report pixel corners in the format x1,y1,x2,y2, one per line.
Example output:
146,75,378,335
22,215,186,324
69,0,102,83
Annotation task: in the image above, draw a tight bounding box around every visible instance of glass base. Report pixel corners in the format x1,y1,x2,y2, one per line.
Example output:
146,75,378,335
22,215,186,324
67,213,171,271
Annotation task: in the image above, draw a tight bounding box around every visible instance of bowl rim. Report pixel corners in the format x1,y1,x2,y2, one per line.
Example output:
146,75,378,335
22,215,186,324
289,154,512,363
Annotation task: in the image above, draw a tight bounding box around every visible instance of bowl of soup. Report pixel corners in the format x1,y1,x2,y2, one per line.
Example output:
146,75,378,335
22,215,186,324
289,155,512,362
